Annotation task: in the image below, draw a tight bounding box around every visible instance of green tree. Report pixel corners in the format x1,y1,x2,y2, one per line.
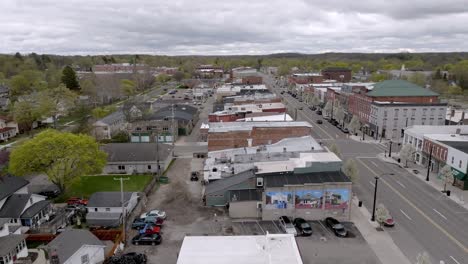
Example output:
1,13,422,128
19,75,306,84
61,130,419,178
121,79,136,97
408,73,427,87
80,77,98,105
334,103,345,125
324,101,333,116
370,72,390,82
38,84,77,128
375,204,389,228
329,143,341,158
111,131,129,143
430,80,449,95
343,158,359,183
9,70,45,97
156,73,171,84
61,65,80,90
12,97,42,135
432,68,442,80
448,85,463,95
173,71,185,82
9,129,107,192
399,144,415,167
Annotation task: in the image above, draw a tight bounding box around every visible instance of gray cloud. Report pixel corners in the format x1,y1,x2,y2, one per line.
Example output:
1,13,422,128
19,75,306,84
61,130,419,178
0,0,467,55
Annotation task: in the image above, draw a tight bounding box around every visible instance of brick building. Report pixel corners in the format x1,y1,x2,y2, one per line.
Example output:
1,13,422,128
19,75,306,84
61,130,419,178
207,122,313,151
321,67,352,82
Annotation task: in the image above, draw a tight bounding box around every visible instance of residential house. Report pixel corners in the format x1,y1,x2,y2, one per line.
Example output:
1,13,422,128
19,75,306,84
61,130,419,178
0,234,27,264
86,192,139,227
0,175,52,228
0,84,10,111
0,116,18,142
92,110,127,140
48,229,105,264
100,143,174,174
146,104,199,137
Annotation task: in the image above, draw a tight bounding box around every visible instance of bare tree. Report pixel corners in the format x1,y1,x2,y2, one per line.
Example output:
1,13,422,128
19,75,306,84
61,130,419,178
399,144,416,167
439,165,454,192
375,203,389,228
343,158,359,183
348,115,361,134
416,252,432,264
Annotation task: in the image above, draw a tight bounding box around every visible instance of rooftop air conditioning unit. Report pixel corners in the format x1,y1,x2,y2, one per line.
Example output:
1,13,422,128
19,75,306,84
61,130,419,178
256,177,264,187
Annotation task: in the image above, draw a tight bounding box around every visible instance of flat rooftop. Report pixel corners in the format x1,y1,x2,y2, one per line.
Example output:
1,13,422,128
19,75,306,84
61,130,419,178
176,234,303,264
406,125,468,136
208,121,312,133
439,141,468,154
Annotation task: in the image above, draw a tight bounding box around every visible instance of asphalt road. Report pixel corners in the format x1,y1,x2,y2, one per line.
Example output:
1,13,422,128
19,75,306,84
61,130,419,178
263,74,468,264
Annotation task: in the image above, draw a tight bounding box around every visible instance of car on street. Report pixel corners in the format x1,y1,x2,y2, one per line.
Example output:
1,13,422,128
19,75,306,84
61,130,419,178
311,106,317,111
325,217,348,237
131,233,162,246
278,216,297,236
190,171,199,181
316,119,323,124
298,99,303,102
140,209,167,220
331,120,339,126
293,218,312,236
412,169,419,174
104,252,147,264
38,189,61,199
280,91,285,94
298,106,303,110
316,110,322,115
139,223,161,235
341,127,349,133
132,217,164,229
379,212,395,227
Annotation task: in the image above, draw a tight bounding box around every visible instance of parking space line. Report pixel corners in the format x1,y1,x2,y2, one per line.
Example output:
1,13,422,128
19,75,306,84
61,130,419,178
400,209,412,221
433,209,447,220
271,221,282,233
369,181,375,187
396,180,406,188
318,221,333,236
450,256,461,264
256,221,266,235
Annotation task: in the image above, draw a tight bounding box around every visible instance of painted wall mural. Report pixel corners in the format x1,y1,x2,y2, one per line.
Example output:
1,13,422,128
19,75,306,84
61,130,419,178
265,191,293,209
294,190,323,209
323,188,349,210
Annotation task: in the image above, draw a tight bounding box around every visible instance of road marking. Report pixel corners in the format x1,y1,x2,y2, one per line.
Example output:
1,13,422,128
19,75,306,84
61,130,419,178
369,181,375,187
433,209,448,220
271,221,282,233
396,180,406,188
449,256,461,264
357,158,468,253
256,221,266,235
400,209,412,220
371,161,378,167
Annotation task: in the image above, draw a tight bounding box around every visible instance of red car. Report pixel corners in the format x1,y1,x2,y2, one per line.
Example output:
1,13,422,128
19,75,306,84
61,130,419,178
139,224,161,235
383,217,395,227
67,197,88,206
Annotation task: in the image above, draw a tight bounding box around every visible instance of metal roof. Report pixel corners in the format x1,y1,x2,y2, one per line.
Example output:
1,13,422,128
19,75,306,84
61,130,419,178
0,175,29,201
229,189,261,202
48,229,104,264
367,80,439,97
262,171,350,188
205,170,255,195
101,143,173,163
87,191,135,207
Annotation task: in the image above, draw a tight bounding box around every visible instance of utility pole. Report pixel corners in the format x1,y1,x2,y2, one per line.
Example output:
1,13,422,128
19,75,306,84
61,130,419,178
114,177,130,245
331,99,334,120
426,145,433,182
388,141,393,158
156,132,161,178
171,104,175,147
371,176,379,222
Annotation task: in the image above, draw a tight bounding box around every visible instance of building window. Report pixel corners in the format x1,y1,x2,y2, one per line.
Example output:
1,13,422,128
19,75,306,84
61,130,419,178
452,156,454,164
105,208,110,212
412,109,416,116
212,168,218,172
403,109,408,117
163,127,169,131
118,165,125,170
394,109,399,117
430,108,435,116
81,254,89,264
148,165,152,170
422,108,427,116
459,160,462,168
94,208,98,212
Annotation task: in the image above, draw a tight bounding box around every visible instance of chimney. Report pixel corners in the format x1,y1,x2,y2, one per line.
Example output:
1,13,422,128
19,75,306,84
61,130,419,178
247,138,253,147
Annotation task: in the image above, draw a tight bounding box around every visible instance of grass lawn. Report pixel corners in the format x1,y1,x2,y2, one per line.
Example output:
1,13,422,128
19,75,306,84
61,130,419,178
64,174,153,199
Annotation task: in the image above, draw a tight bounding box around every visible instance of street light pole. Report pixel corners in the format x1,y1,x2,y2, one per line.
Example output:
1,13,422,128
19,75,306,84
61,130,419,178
388,141,393,158
114,177,130,245
371,173,394,222
426,145,433,182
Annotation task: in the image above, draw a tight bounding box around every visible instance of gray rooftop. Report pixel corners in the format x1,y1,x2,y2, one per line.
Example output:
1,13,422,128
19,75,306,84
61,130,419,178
0,194,31,218
101,143,173,163
86,212,122,227
0,234,26,256
21,200,50,218
229,189,262,202
439,141,468,154
262,171,351,187
205,170,255,195
208,121,312,133
147,104,198,121
87,191,135,207
0,218,10,227
49,229,104,264
0,175,29,201
98,110,125,125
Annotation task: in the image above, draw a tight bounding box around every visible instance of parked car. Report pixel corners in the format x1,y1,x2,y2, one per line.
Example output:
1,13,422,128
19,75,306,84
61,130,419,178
341,127,349,134
325,217,348,237
316,110,322,115
104,252,147,264
316,119,323,124
131,233,162,246
379,212,395,227
293,218,312,236
140,210,167,220
67,197,88,206
38,189,61,199
280,91,285,94
139,224,161,235
298,106,303,110
132,217,163,229
311,106,317,111
278,216,297,236
190,172,199,181
412,169,419,174
331,120,339,126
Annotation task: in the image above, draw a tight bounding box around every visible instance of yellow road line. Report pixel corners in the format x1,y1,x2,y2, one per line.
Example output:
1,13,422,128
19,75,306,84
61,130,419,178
357,158,468,253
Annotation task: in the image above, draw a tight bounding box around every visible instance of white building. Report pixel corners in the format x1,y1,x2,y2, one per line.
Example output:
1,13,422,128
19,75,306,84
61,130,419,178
177,234,303,264
48,229,105,264
370,102,447,141
86,192,139,227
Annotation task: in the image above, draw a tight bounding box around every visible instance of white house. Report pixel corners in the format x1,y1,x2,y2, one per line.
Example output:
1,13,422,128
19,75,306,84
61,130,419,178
86,192,138,227
48,229,105,264
0,218,28,264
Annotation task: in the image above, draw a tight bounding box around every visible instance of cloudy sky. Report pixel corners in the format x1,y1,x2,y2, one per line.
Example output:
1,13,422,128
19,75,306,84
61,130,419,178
1,0,468,55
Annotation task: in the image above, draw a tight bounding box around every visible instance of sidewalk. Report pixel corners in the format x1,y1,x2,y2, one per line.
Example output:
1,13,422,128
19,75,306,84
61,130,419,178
377,153,468,210
351,197,411,264
349,134,387,147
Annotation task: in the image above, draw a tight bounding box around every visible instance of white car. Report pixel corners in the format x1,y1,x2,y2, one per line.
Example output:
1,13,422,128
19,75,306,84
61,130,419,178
140,210,166,220
278,216,297,236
